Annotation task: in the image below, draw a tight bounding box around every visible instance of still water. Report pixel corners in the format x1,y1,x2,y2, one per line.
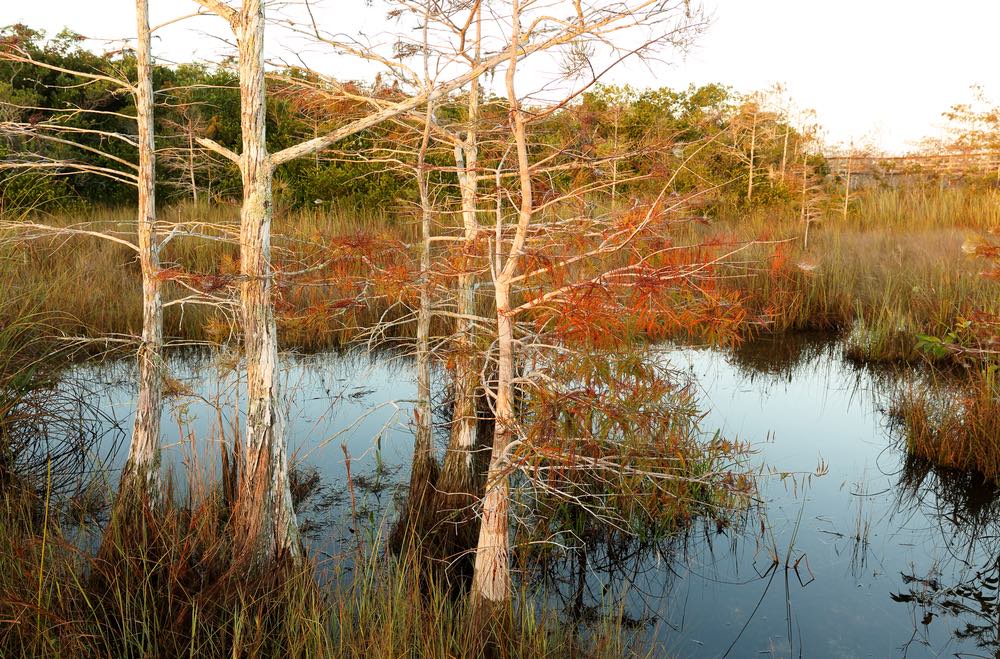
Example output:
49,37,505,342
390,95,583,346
61,336,1000,658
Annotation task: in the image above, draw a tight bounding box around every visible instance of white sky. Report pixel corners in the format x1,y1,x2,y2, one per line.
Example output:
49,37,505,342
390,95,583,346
6,0,999,154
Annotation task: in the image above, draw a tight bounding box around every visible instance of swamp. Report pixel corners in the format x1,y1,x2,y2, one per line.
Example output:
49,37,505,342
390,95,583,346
1,1,999,657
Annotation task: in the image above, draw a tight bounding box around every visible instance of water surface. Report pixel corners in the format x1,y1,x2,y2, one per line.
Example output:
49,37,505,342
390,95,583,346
63,337,1000,657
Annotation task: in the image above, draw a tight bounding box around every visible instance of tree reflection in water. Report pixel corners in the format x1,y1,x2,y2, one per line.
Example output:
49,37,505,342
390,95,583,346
892,453,1000,655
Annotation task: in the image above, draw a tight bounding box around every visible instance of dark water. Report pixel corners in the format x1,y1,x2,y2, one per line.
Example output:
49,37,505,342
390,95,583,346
60,337,1000,658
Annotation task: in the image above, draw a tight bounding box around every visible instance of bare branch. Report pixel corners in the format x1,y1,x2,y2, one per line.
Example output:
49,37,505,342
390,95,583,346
195,137,240,165
188,0,239,28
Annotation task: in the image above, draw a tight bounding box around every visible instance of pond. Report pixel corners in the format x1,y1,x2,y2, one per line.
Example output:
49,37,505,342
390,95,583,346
59,335,1000,658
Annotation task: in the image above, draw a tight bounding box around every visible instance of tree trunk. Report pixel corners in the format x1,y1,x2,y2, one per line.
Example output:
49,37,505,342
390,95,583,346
780,124,789,181
187,116,198,204
470,2,531,604
235,0,299,563
470,280,514,605
392,105,438,551
437,54,482,531
120,0,163,504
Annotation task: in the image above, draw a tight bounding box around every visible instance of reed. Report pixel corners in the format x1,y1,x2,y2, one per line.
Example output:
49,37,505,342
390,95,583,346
892,366,1000,482
0,200,416,353
6,186,998,363
0,479,651,658
690,185,1000,363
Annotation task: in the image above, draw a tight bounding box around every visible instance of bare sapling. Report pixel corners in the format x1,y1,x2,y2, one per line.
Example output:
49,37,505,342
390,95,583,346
437,0,486,548
463,0,760,612
390,3,440,551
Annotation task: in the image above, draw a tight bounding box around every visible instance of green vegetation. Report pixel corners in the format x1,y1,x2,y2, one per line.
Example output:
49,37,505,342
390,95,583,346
0,25,809,215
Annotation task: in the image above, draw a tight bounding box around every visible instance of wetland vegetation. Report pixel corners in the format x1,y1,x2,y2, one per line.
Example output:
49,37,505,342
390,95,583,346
1,2,999,657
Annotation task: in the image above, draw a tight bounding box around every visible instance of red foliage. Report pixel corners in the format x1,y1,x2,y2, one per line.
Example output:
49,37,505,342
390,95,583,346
769,243,788,277
155,267,234,293
975,243,1000,259
981,267,1000,280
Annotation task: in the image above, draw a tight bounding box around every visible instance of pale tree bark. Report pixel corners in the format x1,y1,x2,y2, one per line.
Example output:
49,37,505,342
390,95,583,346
187,115,199,204
394,94,437,548
393,7,437,544
780,124,789,181
120,0,163,505
611,105,621,211
0,2,165,504
438,1,482,528
470,0,533,606
413,126,433,495
193,0,300,561
470,278,514,605
233,0,300,561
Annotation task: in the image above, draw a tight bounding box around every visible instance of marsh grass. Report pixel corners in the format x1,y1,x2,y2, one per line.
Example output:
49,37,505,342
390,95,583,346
6,186,998,363
897,451,1000,546
0,279,653,657
5,186,1000,656
891,365,1000,481
0,302,735,658
684,186,1000,363
0,478,650,658
0,481,330,658
697,185,1000,482
0,200,420,353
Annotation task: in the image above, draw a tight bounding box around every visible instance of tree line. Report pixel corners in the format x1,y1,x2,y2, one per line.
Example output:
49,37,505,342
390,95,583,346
1,22,817,216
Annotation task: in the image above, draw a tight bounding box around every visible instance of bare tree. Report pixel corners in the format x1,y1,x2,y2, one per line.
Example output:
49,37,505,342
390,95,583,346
188,0,683,564
389,1,440,550
795,113,821,249
158,95,211,204
0,10,166,507
120,0,164,505
842,141,853,221
184,0,304,562
466,0,714,608
469,0,529,603
437,0,486,540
